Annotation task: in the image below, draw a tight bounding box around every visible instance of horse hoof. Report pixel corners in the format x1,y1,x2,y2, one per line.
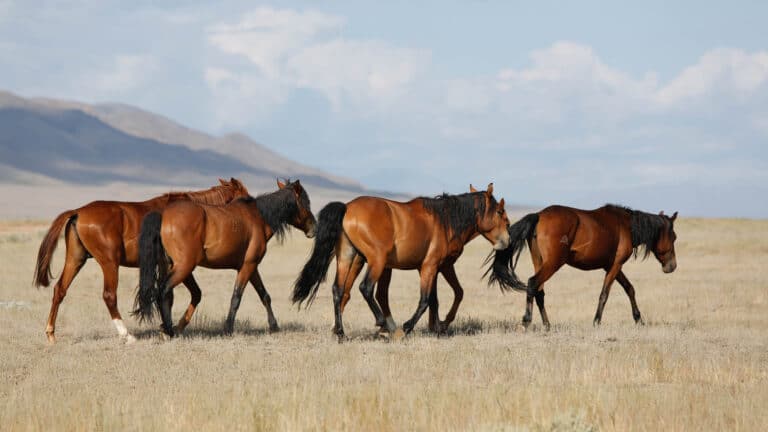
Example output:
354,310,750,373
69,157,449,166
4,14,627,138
159,332,172,341
269,325,280,333
124,334,137,344
392,328,406,342
46,333,56,344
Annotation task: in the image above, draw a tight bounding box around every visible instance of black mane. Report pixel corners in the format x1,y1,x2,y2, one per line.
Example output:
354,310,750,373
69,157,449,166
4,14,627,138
606,204,668,258
240,180,309,242
421,192,492,239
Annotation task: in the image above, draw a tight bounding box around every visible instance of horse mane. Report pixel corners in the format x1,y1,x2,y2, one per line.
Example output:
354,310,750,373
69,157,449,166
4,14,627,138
241,180,309,243
605,204,667,259
420,192,492,239
163,179,248,206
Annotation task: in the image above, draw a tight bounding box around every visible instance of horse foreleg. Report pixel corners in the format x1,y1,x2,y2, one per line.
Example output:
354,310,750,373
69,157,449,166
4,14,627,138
98,260,136,343
437,264,465,333
616,271,644,325
401,264,438,336
427,276,440,333
249,269,279,332
225,263,256,335
374,268,396,333
593,265,622,325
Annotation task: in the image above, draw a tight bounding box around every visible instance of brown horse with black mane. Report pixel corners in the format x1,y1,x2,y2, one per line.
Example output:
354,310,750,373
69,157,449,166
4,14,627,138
292,183,511,341
134,180,316,337
33,178,250,343
488,204,678,329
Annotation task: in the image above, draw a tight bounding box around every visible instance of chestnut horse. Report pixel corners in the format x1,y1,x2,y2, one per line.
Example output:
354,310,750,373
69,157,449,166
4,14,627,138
134,180,316,337
33,178,250,343
488,204,678,329
292,184,511,341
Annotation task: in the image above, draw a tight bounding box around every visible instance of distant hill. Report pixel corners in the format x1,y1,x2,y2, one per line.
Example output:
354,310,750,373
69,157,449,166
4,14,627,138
0,90,365,192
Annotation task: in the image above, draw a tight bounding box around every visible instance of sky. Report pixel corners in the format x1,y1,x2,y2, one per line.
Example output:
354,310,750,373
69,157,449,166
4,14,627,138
1,1,767,217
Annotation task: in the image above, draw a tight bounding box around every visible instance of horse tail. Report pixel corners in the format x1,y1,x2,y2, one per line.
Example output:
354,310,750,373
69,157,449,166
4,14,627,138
34,210,77,287
292,201,347,307
133,211,168,323
486,213,539,293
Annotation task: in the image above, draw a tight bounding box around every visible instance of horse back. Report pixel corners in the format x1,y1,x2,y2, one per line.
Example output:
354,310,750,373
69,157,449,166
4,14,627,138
344,196,434,269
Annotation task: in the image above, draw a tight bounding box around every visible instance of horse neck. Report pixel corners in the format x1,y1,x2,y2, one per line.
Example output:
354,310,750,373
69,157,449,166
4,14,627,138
254,190,296,242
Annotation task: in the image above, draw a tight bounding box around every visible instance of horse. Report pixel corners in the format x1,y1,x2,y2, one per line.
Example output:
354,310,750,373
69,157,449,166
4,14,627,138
292,183,511,341
134,180,316,337
488,204,678,329
33,178,250,343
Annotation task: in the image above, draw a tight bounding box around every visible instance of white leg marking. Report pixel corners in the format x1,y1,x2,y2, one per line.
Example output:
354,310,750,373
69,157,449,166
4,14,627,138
112,319,136,343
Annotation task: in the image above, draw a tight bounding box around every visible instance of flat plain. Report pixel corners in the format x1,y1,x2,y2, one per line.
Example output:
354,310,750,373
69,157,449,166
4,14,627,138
1,217,766,431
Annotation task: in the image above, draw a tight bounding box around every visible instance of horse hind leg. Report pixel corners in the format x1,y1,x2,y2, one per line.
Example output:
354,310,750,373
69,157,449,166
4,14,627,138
332,240,364,342
45,225,88,343
358,259,387,333
98,259,137,343
524,240,562,331
529,240,551,331
159,264,194,338
375,268,396,334
174,274,202,334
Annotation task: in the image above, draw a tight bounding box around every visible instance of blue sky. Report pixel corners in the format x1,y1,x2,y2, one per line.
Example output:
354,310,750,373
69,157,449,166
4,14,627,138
1,1,767,217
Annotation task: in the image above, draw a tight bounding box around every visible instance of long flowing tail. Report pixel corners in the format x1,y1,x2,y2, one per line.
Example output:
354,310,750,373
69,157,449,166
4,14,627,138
34,210,77,287
133,211,168,322
486,213,539,292
292,202,347,307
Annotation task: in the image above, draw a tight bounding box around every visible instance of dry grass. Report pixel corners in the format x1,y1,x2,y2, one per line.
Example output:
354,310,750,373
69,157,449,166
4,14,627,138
0,218,766,431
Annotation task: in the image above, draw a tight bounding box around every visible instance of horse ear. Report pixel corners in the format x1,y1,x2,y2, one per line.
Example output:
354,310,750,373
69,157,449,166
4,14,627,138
218,178,227,185
498,198,505,210
659,210,665,216
671,211,678,221
469,184,478,193
277,179,286,189
486,183,494,195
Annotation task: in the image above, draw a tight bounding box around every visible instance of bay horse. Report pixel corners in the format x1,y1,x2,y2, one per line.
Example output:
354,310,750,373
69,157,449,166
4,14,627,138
134,180,316,337
33,178,250,343
292,183,511,341
488,204,678,329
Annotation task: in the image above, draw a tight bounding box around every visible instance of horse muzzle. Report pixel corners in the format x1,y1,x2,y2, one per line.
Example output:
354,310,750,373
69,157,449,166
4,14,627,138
662,258,677,273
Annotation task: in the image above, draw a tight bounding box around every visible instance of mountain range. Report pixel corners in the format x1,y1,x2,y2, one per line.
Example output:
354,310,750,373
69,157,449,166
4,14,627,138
0,90,365,193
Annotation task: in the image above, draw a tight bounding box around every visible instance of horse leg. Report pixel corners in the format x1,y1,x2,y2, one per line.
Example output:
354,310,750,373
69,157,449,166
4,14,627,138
159,264,194,338
437,264,465,333
427,276,440,333
174,274,202,334
249,269,279,332
45,227,87,343
402,264,438,335
98,259,136,343
332,250,365,341
358,260,387,330
374,268,397,333
529,241,551,331
523,258,562,330
616,270,644,325
593,265,622,325
225,263,257,335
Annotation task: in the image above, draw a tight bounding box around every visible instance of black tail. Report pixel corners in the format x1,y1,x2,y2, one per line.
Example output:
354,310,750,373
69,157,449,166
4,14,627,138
292,202,347,307
133,211,168,322
486,213,539,292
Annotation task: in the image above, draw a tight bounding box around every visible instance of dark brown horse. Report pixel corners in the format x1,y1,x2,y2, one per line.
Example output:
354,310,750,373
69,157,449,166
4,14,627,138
292,184,511,341
488,204,678,329
33,178,250,343
134,180,316,337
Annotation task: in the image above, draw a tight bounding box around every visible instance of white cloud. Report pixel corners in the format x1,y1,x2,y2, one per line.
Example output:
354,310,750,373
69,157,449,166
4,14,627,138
88,55,157,94
656,48,768,106
205,7,428,124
